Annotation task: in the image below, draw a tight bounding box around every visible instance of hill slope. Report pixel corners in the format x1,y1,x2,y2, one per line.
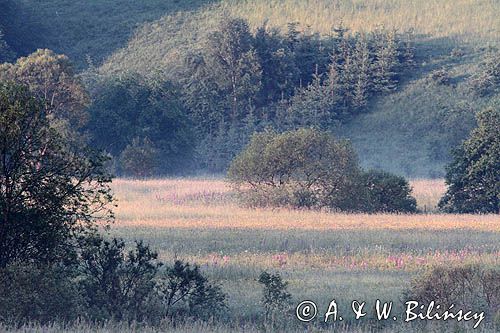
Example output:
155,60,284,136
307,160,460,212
1,0,499,177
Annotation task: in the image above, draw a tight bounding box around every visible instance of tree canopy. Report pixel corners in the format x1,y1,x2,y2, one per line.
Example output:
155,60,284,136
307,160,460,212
439,107,500,213
0,83,113,267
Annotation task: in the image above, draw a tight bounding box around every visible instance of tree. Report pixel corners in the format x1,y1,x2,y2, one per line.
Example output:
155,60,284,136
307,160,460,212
254,22,298,104
360,170,417,213
158,260,226,321
352,34,372,108
258,271,292,326
79,237,161,322
205,18,262,121
0,83,113,268
0,49,89,133
371,28,399,93
439,107,500,213
87,75,195,175
227,128,361,210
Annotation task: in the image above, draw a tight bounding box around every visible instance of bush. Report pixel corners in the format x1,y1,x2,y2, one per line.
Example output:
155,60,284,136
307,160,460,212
406,265,499,324
158,260,227,322
0,264,82,325
258,271,292,324
470,51,500,96
360,170,417,213
439,107,500,213
79,237,162,323
119,137,159,178
228,128,417,212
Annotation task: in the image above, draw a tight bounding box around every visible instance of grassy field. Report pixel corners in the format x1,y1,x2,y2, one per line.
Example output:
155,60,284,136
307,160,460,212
3,177,498,332
4,0,498,70
96,178,500,331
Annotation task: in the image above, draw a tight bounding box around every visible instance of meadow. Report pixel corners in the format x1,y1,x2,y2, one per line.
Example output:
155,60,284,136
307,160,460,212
105,178,498,331
2,177,498,332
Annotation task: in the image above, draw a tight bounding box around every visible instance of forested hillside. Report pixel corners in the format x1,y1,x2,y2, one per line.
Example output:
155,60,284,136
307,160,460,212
1,0,499,177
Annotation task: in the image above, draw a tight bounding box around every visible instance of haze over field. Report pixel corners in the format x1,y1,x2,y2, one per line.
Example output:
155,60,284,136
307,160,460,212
0,1,499,332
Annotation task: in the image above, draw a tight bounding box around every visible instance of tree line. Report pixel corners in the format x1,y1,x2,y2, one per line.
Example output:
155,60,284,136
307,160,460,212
0,17,416,176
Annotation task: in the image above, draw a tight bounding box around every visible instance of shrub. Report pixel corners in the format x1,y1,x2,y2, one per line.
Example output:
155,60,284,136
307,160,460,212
119,137,159,178
360,170,417,213
429,69,451,85
406,265,499,324
79,237,162,323
0,264,82,325
158,260,227,322
470,51,500,96
258,271,292,326
439,107,500,213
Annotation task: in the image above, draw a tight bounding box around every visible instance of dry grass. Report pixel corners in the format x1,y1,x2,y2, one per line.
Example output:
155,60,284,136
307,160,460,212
224,0,500,45
112,178,498,232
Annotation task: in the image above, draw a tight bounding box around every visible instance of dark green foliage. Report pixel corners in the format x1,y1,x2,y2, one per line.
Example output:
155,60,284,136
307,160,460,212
183,17,262,135
258,271,292,325
87,75,195,176
158,260,227,321
439,107,500,213
254,23,298,104
0,264,82,325
119,138,159,178
359,170,417,213
0,83,113,268
79,237,162,322
406,265,499,323
258,272,292,316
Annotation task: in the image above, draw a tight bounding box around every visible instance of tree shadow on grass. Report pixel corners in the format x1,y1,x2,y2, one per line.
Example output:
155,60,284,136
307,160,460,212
0,0,219,69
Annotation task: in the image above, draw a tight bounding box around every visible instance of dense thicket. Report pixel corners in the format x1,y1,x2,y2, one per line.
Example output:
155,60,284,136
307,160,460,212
228,128,417,212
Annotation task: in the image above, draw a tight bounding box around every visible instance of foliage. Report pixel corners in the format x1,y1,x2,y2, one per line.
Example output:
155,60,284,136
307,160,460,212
0,263,82,325
439,107,500,213
0,83,113,268
258,271,292,324
0,49,89,135
470,50,500,96
119,138,159,178
79,237,162,322
228,128,362,211
228,128,417,212
359,170,417,213
406,265,499,323
158,260,227,321
87,75,195,175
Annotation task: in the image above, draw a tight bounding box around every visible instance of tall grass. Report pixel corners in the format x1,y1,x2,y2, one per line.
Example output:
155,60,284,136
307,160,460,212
224,0,499,45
